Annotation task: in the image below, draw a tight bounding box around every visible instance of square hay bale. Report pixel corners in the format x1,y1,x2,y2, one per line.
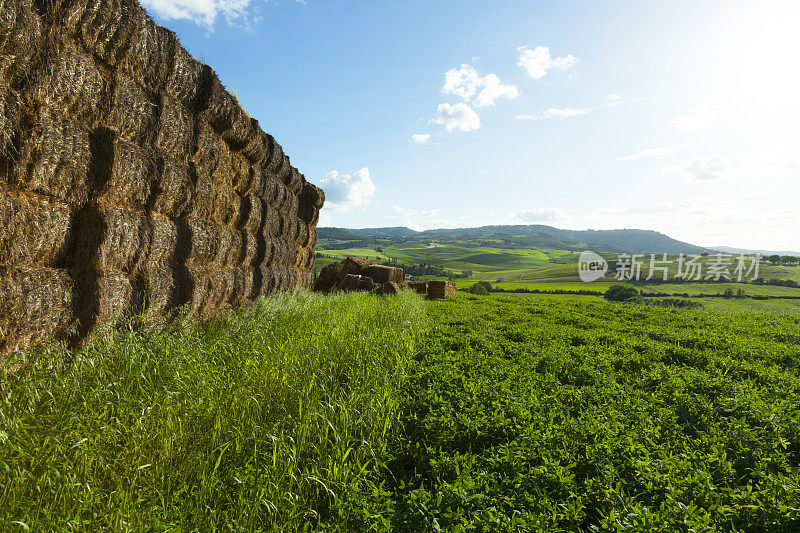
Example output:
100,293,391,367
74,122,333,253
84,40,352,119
120,15,176,94
152,155,194,219
0,266,74,355
156,95,196,157
239,195,264,233
94,270,142,325
228,267,255,307
102,137,157,209
186,219,218,267
241,125,268,166
140,267,174,316
75,0,144,67
407,281,428,296
261,203,281,237
147,212,178,270
340,256,372,278
338,274,379,293
203,75,251,148
109,73,159,146
166,43,203,110
262,134,283,175
96,204,151,275
0,189,71,267
0,84,21,159
301,182,325,210
0,0,42,84
363,265,404,285
187,266,235,316
427,280,455,300
27,36,109,124
241,231,265,268
214,225,243,268
16,106,91,206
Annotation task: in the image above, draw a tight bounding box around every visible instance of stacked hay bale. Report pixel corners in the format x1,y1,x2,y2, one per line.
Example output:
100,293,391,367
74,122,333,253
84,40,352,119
313,257,404,295
0,0,323,354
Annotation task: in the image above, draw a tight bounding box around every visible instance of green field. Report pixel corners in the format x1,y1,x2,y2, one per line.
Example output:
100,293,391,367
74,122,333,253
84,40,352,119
4,290,800,530
357,294,800,531
318,242,800,302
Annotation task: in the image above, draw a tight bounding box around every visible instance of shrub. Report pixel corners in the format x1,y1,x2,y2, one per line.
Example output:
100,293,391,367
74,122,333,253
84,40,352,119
604,284,641,302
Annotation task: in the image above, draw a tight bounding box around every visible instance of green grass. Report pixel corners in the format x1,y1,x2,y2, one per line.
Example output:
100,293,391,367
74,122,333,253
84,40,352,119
5,289,800,531
0,291,426,531
355,294,800,531
455,280,800,298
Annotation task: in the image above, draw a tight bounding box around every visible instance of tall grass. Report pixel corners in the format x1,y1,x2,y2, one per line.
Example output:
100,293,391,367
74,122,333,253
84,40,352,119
0,290,426,531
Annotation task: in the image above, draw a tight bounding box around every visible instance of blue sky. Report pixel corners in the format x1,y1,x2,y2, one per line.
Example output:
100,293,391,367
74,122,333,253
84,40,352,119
143,0,800,250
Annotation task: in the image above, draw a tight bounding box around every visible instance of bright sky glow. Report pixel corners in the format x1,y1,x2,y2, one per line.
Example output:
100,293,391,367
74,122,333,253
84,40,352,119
143,0,800,250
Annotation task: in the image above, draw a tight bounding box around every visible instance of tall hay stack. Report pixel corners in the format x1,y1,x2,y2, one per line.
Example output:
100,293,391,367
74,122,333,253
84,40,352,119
0,0,324,356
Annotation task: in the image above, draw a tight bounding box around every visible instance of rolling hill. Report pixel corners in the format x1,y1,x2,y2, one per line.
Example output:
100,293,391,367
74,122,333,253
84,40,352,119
318,225,710,255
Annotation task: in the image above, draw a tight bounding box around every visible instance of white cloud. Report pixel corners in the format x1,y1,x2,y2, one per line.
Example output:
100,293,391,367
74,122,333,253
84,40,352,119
512,207,568,223
433,103,482,132
662,155,730,182
514,107,593,121
142,0,263,26
672,106,713,132
442,64,519,107
410,133,431,144
319,168,376,211
516,45,578,79
615,145,682,161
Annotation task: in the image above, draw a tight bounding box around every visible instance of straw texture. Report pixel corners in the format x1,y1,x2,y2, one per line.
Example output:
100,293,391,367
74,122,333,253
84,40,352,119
0,0,324,355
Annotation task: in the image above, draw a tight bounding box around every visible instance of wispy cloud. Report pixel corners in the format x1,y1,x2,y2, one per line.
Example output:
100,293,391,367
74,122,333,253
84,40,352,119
615,145,682,161
515,95,640,121
410,133,431,144
516,45,577,79
442,64,520,107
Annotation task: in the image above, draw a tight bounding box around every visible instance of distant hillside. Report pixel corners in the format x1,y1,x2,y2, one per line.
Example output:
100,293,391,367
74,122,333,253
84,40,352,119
713,246,800,257
318,225,709,255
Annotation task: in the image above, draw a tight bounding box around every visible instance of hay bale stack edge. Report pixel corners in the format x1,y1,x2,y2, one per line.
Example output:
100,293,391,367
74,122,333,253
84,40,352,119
0,0,324,355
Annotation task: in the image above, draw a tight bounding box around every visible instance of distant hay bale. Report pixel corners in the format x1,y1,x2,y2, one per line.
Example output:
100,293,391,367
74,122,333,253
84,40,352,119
0,266,74,355
0,189,71,267
109,73,159,146
427,280,456,300
16,106,91,206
